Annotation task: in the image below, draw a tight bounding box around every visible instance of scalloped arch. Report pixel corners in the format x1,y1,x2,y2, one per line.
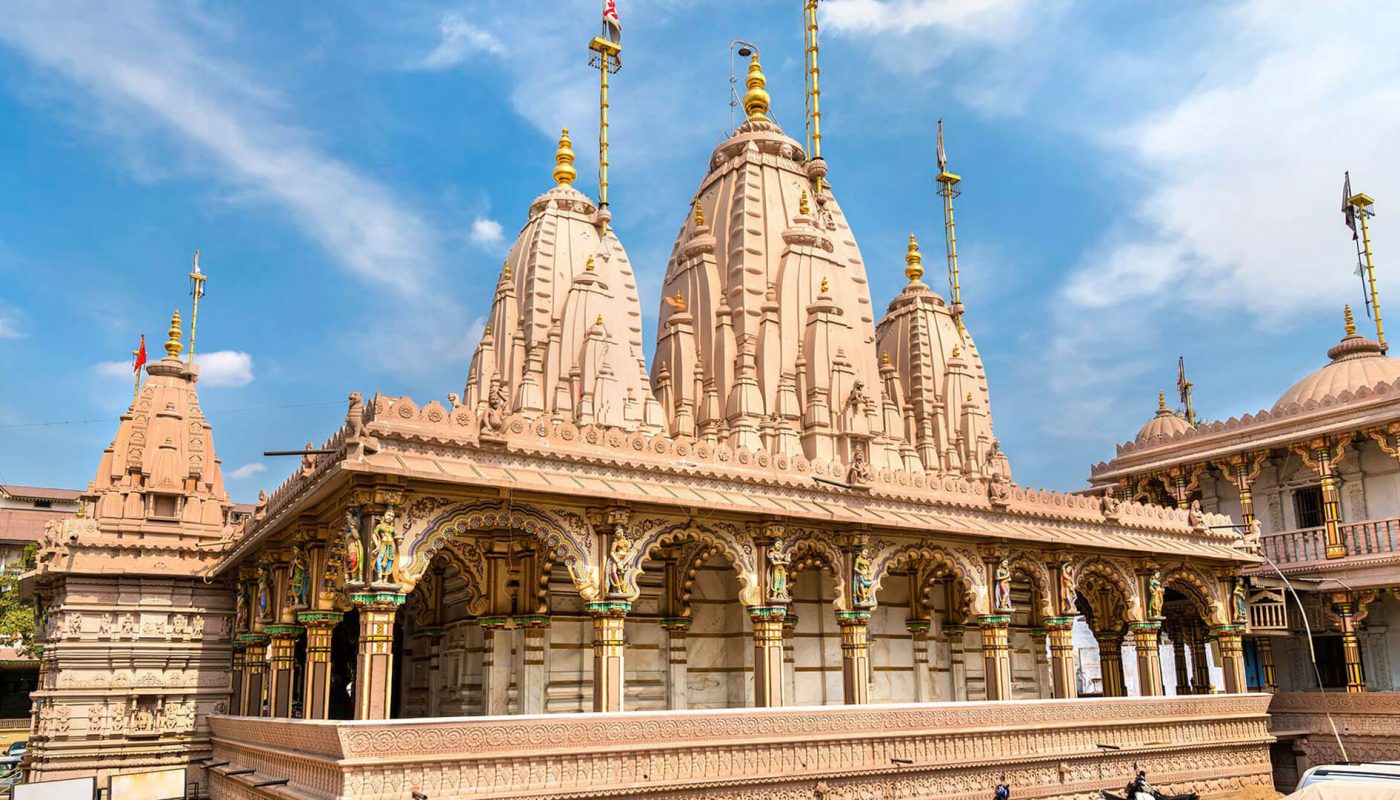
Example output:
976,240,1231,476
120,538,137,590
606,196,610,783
1006,551,1054,619
1073,557,1142,623
778,534,847,610
1161,565,1224,626
869,543,985,615
625,522,760,606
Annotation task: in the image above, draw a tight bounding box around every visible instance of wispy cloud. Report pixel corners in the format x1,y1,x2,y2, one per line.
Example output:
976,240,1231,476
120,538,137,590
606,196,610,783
196,351,255,388
0,307,21,339
470,217,505,248
227,462,267,480
414,13,507,70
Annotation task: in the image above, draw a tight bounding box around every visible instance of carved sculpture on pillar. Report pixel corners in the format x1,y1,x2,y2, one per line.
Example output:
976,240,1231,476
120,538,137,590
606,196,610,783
371,507,398,585
344,508,364,587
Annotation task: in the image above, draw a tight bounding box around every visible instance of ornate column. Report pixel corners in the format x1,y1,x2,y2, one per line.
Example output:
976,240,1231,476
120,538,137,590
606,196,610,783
1169,626,1192,696
1095,631,1126,697
588,600,630,712
661,618,691,710
836,610,871,704
1190,624,1213,694
1332,594,1366,693
980,615,1012,701
298,611,341,720
229,643,246,716
239,634,269,716
352,590,405,720
514,616,549,715
1046,618,1077,699
1256,636,1278,693
1216,452,1267,528
1295,436,1353,559
947,624,968,701
1212,625,1248,694
266,624,302,717
751,606,787,707
1130,622,1164,696
478,616,511,715
1029,627,1051,698
782,614,798,704
907,618,934,703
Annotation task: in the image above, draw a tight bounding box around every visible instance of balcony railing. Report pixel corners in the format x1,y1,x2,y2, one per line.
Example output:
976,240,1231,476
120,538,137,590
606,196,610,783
1260,515,1400,565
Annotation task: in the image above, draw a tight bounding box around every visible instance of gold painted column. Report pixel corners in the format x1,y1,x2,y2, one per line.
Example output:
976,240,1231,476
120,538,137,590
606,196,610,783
353,591,405,720
1095,631,1126,697
1046,618,1077,699
1212,625,1248,694
1333,594,1366,693
1297,438,1351,559
837,610,871,705
266,625,302,717
298,611,341,720
1130,622,1164,696
980,615,1013,701
1257,636,1278,693
751,606,787,707
229,643,245,716
239,634,269,716
588,601,629,712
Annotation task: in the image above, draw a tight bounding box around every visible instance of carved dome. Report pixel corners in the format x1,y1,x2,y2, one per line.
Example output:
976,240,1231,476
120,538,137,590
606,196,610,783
465,128,662,431
650,55,895,468
1136,392,1192,443
1275,309,1400,410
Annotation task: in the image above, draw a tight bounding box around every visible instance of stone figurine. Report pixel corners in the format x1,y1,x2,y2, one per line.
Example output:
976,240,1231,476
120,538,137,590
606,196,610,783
1239,518,1262,554
256,567,271,622
346,391,365,438
1100,488,1120,517
994,560,1013,613
1187,499,1205,529
1146,570,1164,619
371,508,398,584
344,508,364,585
1232,578,1248,623
847,447,873,487
482,383,509,434
606,532,632,596
767,540,791,603
1059,568,1078,615
289,547,309,609
852,549,875,607
234,586,248,632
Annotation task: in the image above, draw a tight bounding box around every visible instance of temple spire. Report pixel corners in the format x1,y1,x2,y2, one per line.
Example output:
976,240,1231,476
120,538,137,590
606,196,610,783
1345,304,1357,336
553,127,577,186
935,119,964,333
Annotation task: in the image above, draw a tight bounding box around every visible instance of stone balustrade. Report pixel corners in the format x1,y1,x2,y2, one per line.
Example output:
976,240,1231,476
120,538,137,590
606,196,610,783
208,695,1274,800
1260,515,1400,568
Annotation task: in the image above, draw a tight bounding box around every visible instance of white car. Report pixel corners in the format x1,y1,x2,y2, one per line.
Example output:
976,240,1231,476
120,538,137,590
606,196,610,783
1290,763,1400,800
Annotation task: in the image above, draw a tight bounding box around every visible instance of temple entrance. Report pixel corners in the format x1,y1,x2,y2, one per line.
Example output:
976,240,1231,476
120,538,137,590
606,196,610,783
328,608,357,720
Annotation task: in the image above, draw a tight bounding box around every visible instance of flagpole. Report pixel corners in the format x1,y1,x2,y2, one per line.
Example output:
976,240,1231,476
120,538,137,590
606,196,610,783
131,335,145,407
188,249,207,364
588,15,621,228
935,119,964,335
1350,191,1385,345
803,0,822,162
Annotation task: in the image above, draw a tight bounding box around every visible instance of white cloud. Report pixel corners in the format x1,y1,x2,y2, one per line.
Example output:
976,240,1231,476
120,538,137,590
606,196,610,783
824,0,1037,41
465,315,486,350
415,13,507,70
0,308,21,339
227,462,267,480
470,217,505,248
95,360,135,380
196,350,255,388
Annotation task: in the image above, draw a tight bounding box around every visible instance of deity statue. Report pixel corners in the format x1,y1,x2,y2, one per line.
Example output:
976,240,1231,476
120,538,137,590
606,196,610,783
988,471,1011,504
344,508,364,585
606,532,631,596
847,446,873,488
288,547,309,609
1232,578,1248,623
371,508,398,584
482,383,509,434
1146,570,1164,619
234,585,248,632
843,380,870,435
1100,488,1120,517
1187,499,1205,529
767,540,791,603
1059,567,1078,615
256,567,271,622
994,560,1013,613
852,549,875,607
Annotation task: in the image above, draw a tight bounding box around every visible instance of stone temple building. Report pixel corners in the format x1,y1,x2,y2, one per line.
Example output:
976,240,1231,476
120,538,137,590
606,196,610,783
16,20,1309,800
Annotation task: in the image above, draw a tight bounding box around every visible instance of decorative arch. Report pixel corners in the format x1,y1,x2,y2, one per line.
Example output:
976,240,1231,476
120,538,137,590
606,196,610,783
777,530,847,610
1161,564,1224,626
401,501,596,601
624,521,760,606
669,540,723,618
868,542,985,615
1073,557,1142,626
918,561,974,621
1006,551,1055,619
428,539,490,617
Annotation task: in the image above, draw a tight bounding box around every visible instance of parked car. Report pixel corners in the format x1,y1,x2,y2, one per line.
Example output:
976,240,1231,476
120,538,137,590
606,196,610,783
0,741,25,769
1295,763,1400,793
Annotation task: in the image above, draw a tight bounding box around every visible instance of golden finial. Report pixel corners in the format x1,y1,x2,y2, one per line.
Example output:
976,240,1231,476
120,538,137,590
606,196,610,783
820,276,829,293
596,314,604,326
1158,390,1167,410
694,200,705,227
585,255,595,272
553,127,577,186
951,344,960,358
1344,304,1356,336
502,261,512,281
905,233,924,283
966,392,973,403
484,324,493,337
742,54,770,121
799,190,810,216
881,351,890,365
164,310,184,358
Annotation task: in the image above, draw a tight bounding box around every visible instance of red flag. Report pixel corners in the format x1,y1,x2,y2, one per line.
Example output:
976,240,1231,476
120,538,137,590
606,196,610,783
133,334,147,374
1343,171,1358,241
603,0,621,45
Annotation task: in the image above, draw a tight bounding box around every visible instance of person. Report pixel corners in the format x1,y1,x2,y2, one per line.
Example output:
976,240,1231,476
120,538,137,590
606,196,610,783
994,778,1011,800
1127,769,1156,800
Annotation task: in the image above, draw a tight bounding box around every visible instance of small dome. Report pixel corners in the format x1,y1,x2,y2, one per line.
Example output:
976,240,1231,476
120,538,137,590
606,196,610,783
1136,391,1191,443
1275,307,1400,409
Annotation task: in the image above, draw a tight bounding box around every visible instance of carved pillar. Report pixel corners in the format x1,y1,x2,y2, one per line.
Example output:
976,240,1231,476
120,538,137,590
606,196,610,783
782,614,798,705
1295,437,1352,559
298,612,341,720
1217,452,1266,528
1170,626,1191,696
751,606,787,707
1190,624,1213,694
353,591,405,720
1046,619,1077,699
229,643,246,716
1095,631,1126,697
980,616,1012,701
1332,594,1366,693
1212,625,1248,694
514,616,549,715
478,617,512,715
266,625,302,717
837,610,871,705
1029,628,1050,698
947,625,968,701
908,619,934,703
661,618,691,710
1130,622,1163,696
1257,636,1278,694
239,635,269,716
588,601,630,712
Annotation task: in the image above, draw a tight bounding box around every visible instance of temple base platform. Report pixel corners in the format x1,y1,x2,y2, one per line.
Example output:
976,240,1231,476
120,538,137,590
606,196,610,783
207,694,1274,800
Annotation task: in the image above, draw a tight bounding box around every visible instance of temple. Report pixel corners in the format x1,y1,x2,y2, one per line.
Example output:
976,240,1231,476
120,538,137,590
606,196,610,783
14,15,1309,800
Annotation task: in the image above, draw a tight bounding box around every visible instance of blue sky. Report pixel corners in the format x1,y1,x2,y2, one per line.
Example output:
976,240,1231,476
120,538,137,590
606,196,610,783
1,0,1397,501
